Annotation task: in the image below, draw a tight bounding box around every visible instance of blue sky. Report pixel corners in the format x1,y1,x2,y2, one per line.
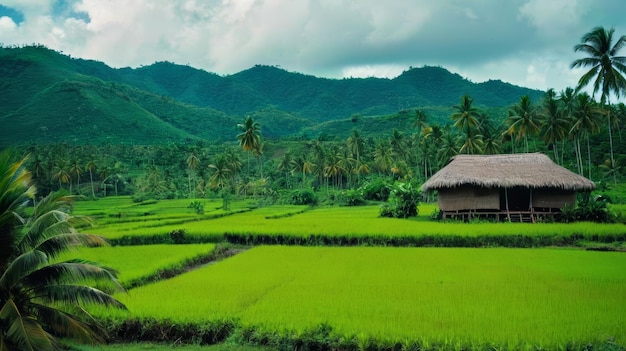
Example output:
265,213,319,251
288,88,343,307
0,0,625,97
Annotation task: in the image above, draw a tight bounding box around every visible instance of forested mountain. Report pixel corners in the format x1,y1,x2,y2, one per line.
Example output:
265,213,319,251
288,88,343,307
0,45,544,146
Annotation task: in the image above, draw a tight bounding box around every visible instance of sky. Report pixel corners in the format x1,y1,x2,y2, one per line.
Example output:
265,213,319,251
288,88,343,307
0,0,625,96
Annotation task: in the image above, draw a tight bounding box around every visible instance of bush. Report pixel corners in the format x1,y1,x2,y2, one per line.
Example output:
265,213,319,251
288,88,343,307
187,201,204,214
328,188,366,206
575,194,615,223
361,178,392,201
379,182,420,218
288,189,317,205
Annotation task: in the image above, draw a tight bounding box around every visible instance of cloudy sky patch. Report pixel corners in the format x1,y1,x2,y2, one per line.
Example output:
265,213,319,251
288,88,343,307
0,0,624,95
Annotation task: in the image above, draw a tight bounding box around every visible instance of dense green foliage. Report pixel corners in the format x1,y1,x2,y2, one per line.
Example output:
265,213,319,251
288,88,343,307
0,152,125,350
3,27,626,351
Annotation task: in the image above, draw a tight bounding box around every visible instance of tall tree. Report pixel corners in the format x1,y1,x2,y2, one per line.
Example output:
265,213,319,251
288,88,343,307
346,130,365,184
236,116,261,176
186,151,200,198
539,89,569,163
505,95,541,153
0,152,125,350
208,155,232,190
570,92,601,179
571,26,626,183
52,160,71,193
69,159,83,195
451,95,481,154
85,157,98,199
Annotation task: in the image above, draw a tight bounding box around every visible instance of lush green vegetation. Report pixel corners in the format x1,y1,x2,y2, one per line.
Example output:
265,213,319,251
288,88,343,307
69,197,624,247
67,342,271,350
2,26,626,351
0,152,126,350
55,244,216,287
95,246,626,349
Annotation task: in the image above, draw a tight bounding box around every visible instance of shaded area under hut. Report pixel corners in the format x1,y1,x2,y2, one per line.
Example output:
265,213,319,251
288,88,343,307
421,153,596,222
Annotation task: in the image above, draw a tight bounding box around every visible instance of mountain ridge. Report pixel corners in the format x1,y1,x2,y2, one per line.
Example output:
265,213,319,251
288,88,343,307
0,45,546,146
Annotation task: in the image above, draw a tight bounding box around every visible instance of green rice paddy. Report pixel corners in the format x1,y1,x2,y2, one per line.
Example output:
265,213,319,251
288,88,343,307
69,197,626,349
73,198,625,241
56,243,215,284
98,246,626,348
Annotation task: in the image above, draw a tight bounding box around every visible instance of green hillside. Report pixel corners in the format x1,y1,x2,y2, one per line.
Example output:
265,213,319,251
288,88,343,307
0,45,546,146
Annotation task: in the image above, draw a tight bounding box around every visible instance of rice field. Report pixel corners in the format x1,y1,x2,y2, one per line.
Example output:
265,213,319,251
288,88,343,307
56,243,215,284
99,246,626,348
73,198,626,241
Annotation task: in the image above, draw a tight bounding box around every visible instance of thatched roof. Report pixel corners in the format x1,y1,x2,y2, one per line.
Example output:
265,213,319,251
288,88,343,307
421,153,596,192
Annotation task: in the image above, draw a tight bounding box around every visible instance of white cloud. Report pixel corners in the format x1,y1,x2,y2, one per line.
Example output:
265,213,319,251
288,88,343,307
0,16,16,31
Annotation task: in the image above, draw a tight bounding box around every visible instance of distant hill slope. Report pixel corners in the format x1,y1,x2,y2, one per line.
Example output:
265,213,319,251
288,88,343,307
0,46,546,146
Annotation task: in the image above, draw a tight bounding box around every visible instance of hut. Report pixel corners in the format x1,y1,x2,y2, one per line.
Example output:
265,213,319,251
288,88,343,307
421,153,596,222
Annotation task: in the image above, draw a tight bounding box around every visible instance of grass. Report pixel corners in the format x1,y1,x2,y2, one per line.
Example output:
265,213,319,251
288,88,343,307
56,243,216,285
73,197,626,243
97,246,626,348
66,342,271,350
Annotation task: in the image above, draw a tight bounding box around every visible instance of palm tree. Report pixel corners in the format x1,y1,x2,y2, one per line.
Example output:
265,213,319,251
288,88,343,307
290,153,313,187
505,95,541,153
477,113,501,155
389,130,408,162
0,152,125,350
451,95,481,154
85,157,98,199
236,116,261,176
558,87,578,166
52,160,71,193
69,159,83,195
208,155,232,190
570,92,601,179
277,151,294,188
346,130,365,183
571,26,626,183
437,126,459,166
539,89,569,163
186,151,200,198
98,165,111,197
373,138,394,175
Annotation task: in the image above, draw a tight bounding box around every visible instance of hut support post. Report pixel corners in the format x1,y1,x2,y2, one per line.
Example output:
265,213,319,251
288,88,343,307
505,188,510,222
529,189,535,223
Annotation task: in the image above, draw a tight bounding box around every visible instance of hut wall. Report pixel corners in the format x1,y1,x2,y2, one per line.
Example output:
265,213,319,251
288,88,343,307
531,189,575,209
438,187,499,211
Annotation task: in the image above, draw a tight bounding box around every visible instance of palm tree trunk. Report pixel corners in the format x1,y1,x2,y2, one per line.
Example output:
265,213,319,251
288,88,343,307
586,135,592,180
607,103,616,184
89,170,95,198
574,138,582,175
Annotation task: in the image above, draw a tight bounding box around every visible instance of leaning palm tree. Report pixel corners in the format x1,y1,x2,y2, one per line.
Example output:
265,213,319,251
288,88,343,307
236,116,261,176
571,26,626,183
0,152,126,350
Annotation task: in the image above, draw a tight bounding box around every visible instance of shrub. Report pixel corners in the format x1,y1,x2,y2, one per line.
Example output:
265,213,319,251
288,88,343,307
187,200,204,214
288,189,317,205
361,177,392,201
169,229,186,244
379,182,420,218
